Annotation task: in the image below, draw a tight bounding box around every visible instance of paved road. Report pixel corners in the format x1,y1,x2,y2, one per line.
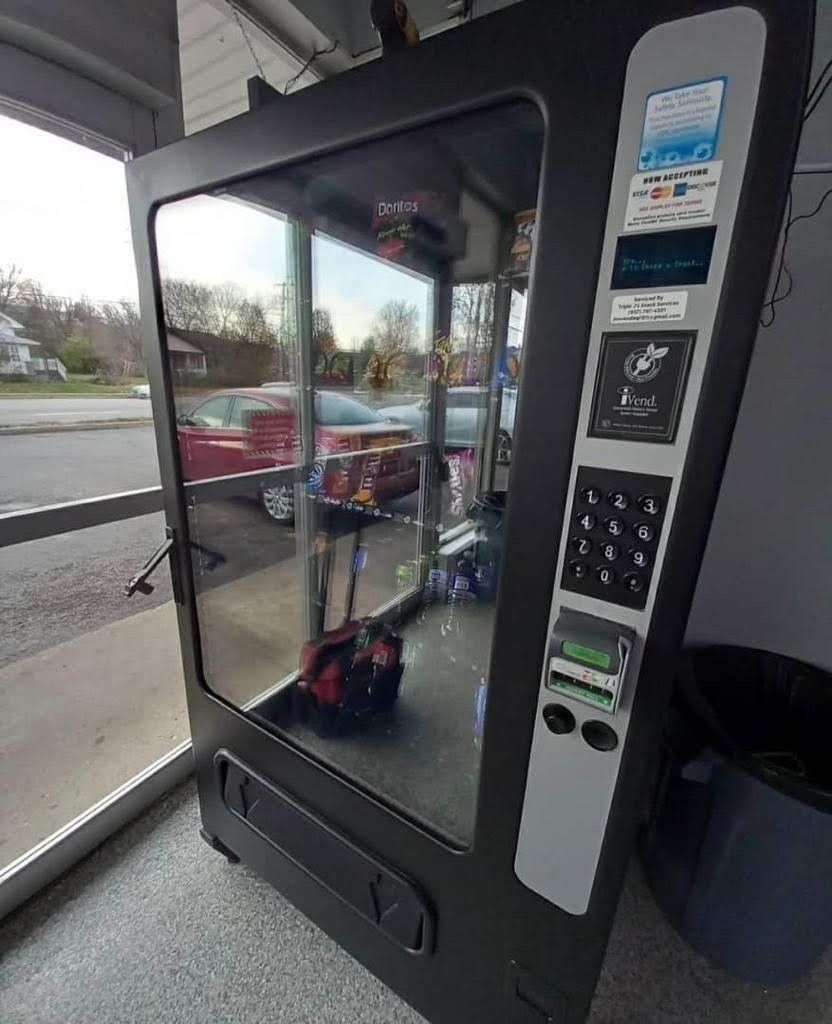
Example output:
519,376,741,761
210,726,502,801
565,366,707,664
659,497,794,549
0,396,153,428
0,425,422,667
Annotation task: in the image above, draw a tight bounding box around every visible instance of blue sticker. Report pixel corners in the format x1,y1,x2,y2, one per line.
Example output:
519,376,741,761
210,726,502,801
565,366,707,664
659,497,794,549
639,77,726,171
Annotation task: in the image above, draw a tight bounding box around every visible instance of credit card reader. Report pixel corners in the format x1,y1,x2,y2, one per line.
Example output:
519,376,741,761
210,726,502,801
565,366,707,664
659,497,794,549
548,610,634,715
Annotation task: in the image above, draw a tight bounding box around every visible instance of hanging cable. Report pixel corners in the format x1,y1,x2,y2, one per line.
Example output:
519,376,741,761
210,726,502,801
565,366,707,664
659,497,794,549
284,40,339,95
759,50,831,326
227,3,268,84
804,73,832,122
805,55,832,106
760,185,832,328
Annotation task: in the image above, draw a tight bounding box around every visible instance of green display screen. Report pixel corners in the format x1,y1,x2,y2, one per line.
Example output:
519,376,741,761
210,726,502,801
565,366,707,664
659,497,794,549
562,641,611,671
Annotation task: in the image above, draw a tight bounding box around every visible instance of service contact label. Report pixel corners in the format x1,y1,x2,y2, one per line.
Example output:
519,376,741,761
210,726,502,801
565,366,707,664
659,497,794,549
611,291,688,324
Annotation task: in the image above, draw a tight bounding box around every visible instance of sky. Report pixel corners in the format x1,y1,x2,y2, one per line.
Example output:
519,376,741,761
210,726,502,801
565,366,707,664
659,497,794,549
0,113,137,303
156,195,434,350
0,112,433,346
0,111,530,354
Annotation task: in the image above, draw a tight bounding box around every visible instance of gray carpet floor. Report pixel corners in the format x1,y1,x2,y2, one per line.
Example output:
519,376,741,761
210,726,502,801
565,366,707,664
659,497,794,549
2,781,830,1024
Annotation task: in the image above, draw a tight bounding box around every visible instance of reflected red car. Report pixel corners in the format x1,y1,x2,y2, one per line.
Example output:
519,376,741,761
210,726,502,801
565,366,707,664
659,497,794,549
177,386,420,523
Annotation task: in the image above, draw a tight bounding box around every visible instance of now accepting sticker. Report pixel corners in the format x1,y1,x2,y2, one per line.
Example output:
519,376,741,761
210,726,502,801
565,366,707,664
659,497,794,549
624,161,722,233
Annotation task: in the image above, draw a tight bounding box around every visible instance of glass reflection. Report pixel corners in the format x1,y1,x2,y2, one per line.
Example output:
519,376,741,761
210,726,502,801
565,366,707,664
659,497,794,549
154,101,542,844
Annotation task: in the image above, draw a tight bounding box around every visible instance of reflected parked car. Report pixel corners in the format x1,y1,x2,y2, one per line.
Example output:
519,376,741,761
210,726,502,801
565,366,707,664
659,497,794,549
130,383,151,398
177,387,420,524
380,386,517,464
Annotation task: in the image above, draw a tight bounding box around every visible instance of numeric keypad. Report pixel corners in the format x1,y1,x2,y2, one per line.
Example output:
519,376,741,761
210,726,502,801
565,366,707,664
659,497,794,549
562,467,671,609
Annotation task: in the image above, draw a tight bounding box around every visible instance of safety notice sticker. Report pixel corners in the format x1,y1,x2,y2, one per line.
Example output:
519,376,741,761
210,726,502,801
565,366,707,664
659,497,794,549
624,161,722,232
639,77,726,170
611,291,688,324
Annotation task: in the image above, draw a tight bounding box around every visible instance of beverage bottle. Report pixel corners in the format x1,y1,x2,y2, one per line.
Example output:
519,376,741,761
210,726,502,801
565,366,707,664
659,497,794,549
442,551,477,637
418,564,447,625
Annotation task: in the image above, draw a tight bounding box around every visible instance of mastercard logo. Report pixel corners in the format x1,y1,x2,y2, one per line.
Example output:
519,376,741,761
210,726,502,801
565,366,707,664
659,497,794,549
650,185,673,200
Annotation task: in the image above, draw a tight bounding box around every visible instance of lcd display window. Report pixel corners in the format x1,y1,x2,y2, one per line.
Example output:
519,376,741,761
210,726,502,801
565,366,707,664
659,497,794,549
611,226,717,289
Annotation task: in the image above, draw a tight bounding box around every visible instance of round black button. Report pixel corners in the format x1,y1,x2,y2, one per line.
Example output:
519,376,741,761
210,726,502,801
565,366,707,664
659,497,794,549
608,490,630,511
634,522,656,543
596,565,616,586
629,548,651,569
543,703,576,735
623,572,645,594
571,536,593,556
638,494,662,516
580,486,602,506
604,517,625,537
600,542,620,563
581,720,619,752
568,560,588,579
575,512,597,532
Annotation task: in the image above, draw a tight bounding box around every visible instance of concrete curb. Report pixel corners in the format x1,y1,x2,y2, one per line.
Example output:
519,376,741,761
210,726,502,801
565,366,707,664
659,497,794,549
0,393,135,399
0,419,154,436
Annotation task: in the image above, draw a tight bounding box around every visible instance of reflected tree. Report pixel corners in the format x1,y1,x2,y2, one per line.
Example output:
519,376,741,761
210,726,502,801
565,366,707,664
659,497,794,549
365,299,418,389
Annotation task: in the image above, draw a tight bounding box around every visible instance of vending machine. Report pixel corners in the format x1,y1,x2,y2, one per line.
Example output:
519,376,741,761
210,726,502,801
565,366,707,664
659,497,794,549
126,1,813,1020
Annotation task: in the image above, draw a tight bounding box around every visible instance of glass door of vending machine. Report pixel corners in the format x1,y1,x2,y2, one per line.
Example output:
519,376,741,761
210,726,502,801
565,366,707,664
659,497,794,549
126,2,812,1021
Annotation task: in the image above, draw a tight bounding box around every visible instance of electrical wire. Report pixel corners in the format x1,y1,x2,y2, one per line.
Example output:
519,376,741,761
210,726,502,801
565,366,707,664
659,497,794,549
804,73,832,122
227,2,267,84
759,187,793,328
760,185,832,327
284,40,339,95
806,55,832,106
759,50,831,326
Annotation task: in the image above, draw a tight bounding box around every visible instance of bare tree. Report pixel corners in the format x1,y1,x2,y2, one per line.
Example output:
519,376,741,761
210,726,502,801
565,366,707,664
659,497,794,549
21,282,94,353
451,282,495,354
234,298,274,345
101,300,144,374
210,281,245,336
161,277,213,332
0,263,25,313
312,308,339,376
365,299,419,389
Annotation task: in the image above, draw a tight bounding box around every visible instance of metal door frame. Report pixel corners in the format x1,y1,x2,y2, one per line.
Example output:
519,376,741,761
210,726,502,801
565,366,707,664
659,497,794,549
126,2,812,1021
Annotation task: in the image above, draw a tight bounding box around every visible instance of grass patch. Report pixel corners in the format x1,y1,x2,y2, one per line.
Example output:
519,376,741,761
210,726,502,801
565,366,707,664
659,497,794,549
0,375,147,396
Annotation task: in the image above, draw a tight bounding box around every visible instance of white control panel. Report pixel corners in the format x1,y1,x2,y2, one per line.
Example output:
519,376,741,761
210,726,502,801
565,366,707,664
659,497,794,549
515,6,766,915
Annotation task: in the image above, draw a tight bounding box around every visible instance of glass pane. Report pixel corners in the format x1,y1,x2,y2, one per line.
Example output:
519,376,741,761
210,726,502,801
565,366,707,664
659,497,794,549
0,514,186,871
154,100,543,844
0,113,157,514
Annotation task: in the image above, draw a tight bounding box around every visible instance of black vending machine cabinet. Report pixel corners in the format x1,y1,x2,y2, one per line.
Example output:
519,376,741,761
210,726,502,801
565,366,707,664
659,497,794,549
126,2,813,1021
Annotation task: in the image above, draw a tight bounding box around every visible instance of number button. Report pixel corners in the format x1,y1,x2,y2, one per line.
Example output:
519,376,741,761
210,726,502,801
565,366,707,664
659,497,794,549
634,522,656,543
568,560,588,580
596,566,616,586
623,572,645,594
608,491,630,511
638,494,662,516
571,536,593,556
604,517,625,537
576,512,597,532
580,486,602,506
629,548,651,569
601,542,620,563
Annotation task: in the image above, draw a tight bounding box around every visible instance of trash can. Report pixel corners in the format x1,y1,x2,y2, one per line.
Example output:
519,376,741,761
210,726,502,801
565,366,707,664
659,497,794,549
641,645,832,985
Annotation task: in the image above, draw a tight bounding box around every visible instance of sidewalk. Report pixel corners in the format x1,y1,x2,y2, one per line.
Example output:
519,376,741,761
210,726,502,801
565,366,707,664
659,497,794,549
0,543,396,869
